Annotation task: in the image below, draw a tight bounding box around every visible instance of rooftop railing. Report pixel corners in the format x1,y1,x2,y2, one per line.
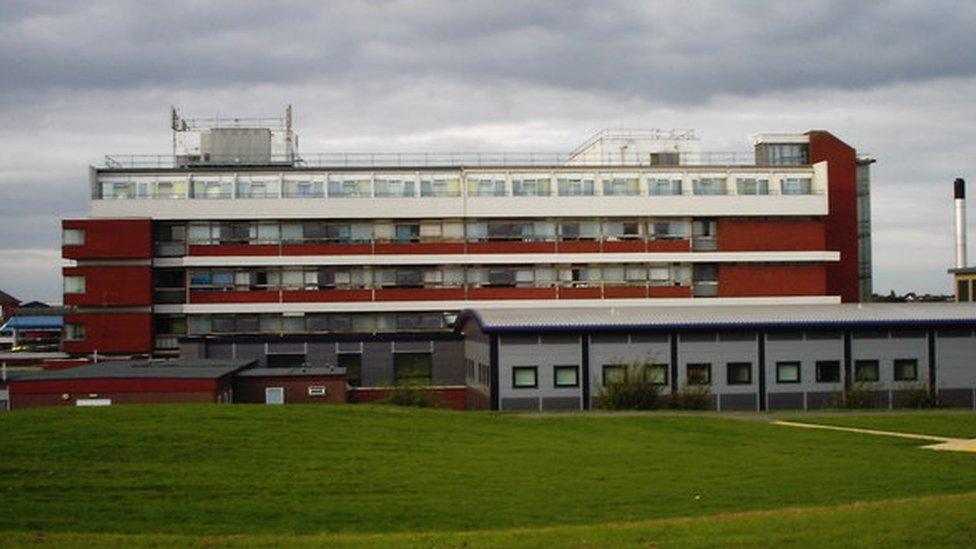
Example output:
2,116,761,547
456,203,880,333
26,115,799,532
101,150,765,170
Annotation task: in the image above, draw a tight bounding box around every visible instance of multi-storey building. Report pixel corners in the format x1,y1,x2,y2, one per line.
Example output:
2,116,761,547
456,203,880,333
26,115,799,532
60,111,873,389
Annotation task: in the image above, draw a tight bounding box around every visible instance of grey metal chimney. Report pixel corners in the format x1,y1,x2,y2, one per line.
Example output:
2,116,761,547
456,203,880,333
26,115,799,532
955,178,967,269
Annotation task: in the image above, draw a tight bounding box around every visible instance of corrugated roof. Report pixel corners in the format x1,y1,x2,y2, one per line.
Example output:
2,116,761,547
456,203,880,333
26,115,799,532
0,289,19,303
460,303,976,333
6,358,255,382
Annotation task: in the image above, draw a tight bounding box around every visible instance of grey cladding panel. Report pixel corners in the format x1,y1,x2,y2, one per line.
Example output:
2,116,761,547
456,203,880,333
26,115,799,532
719,393,757,411
542,397,581,410
767,392,804,410
501,397,540,411
205,343,234,359
268,342,305,354
806,391,838,409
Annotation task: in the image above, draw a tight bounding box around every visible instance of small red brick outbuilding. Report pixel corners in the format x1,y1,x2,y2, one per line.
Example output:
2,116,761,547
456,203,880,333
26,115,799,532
4,358,254,409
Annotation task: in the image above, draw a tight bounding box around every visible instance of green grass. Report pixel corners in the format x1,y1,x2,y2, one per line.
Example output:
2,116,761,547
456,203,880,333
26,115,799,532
4,492,976,547
2,405,976,546
785,411,976,438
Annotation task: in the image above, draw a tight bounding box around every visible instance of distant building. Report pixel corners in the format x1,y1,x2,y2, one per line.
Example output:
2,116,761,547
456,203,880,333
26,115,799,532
0,289,19,325
59,109,874,395
0,302,64,352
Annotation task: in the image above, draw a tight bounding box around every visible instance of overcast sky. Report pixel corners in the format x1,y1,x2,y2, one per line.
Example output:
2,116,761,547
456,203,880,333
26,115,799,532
2,1,975,303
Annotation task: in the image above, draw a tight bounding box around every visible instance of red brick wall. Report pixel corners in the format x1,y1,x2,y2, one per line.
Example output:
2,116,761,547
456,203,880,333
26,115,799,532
718,265,827,297
62,219,152,260
466,387,491,410
716,219,826,251
8,376,222,409
63,265,152,307
63,312,153,355
233,376,348,404
808,131,859,302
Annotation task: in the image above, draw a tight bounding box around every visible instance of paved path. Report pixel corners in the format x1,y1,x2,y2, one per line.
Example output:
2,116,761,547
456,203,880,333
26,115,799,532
773,420,976,452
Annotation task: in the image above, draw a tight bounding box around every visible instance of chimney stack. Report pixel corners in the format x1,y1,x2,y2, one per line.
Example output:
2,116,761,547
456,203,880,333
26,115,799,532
955,178,967,269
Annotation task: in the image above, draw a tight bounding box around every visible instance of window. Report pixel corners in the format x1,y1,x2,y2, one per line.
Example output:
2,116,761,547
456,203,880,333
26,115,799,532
854,360,880,382
756,143,809,166
727,362,752,385
603,220,641,240
647,177,682,195
336,353,363,387
62,228,85,245
776,361,801,383
736,178,769,195
511,176,551,196
557,177,595,196
328,177,371,198
815,361,841,383
693,177,727,195
394,353,432,384
559,220,600,241
958,280,971,302
649,220,688,240
894,359,918,381
374,177,415,198
645,364,669,385
420,177,461,197
782,177,813,195
63,275,86,294
467,177,506,197
687,363,711,385
64,323,86,341
512,366,538,388
602,176,639,196
283,179,325,198
602,364,627,385
394,224,420,243
554,365,580,387
307,386,327,396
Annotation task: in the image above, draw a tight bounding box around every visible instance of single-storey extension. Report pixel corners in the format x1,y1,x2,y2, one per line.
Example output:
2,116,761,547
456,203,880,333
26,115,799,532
457,303,976,411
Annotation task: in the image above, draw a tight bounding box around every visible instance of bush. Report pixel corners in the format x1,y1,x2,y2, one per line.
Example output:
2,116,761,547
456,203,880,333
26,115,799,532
895,384,938,409
594,363,664,410
668,386,713,410
382,383,444,408
833,383,885,409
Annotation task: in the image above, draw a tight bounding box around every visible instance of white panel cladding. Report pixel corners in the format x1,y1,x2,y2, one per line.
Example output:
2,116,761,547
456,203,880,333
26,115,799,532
155,295,840,315
91,194,827,219
497,334,582,407
156,251,839,268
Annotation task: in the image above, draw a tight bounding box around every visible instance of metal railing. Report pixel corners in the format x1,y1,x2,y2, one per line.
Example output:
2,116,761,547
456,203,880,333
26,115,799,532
101,150,763,170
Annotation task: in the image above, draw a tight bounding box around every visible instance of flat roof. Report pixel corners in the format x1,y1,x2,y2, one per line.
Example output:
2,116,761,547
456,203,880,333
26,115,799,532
459,303,976,333
236,367,345,378
6,358,255,382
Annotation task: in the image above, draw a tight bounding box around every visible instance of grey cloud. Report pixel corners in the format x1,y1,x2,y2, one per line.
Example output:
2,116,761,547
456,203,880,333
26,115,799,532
2,1,976,301
2,1,976,103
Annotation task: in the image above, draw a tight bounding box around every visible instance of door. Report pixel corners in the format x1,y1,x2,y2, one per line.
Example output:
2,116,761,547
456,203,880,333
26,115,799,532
265,387,285,405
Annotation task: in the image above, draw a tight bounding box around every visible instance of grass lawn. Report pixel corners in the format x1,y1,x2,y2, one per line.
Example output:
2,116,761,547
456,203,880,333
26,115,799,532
784,411,976,439
2,405,976,546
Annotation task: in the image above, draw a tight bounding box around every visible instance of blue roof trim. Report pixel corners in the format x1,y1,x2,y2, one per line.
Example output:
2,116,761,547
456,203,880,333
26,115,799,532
476,318,976,334
0,315,63,331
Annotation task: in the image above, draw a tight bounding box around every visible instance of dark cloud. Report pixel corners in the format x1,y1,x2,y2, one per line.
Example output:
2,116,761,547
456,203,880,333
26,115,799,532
2,1,976,102
1,1,975,301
